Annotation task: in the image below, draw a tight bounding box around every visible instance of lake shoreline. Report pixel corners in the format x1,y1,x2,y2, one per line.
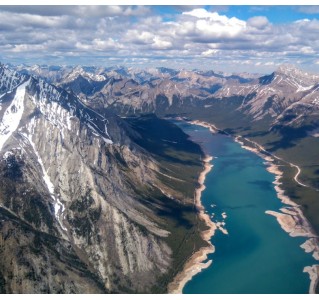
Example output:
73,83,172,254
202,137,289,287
167,155,216,294
192,119,319,293
237,139,319,293
169,119,319,293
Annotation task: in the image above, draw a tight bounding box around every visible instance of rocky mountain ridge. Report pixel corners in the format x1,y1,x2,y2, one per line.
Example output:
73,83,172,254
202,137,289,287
0,63,206,293
16,63,319,131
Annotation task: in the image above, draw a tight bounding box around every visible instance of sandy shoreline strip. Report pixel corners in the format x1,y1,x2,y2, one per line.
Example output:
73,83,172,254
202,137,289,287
168,155,217,294
189,120,219,134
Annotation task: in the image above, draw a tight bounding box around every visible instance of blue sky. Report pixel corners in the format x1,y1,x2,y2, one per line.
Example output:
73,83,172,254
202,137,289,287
1,5,319,74
153,5,319,24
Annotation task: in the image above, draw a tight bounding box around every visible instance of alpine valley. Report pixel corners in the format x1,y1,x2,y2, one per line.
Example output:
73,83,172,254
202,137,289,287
1,62,319,293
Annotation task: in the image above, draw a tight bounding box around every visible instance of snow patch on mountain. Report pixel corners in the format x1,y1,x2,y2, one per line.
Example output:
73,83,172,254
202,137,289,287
0,66,26,93
0,79,30,152
32,96,73,139
21,117,66,231
32,78,113,144
64,66,107,83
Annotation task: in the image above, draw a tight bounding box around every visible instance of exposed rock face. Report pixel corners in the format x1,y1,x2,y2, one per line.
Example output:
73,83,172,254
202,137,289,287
0,64,205,293
212,64,319,125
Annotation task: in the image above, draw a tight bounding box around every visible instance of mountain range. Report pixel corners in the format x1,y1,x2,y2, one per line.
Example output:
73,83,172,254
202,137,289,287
1,62,319,293
13,63,319,126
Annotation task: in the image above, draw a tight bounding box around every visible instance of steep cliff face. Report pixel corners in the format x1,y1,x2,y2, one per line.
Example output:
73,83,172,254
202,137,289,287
0,65,205,293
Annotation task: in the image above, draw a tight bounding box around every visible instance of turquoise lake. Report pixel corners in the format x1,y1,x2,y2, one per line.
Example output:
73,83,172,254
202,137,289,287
175,121,317,294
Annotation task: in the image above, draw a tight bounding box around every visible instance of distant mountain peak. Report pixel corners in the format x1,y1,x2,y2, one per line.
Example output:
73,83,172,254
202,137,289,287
276,64,319,80
276,63,299,73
